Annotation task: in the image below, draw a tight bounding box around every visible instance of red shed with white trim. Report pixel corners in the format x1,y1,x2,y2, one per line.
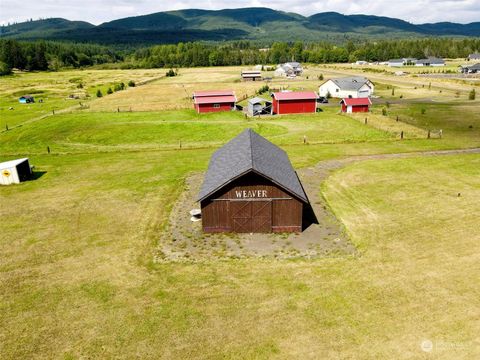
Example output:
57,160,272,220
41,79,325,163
271,91,317,115
340,97,371,113
193,90,237,113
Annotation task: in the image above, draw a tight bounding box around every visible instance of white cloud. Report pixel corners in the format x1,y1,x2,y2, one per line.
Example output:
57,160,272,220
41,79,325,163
1,0,479,26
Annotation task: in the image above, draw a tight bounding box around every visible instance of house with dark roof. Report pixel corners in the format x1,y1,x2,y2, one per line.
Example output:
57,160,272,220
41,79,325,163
274,62,303,77
459,63,480,74
192,90,237,113
198,129,311,233
319,76,374,99
414,57,445,67
468,53,480,61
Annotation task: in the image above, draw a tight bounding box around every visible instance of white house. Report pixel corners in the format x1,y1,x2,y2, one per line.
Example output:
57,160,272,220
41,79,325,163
274,62,303,77
415,57,445,67
388,59,406,67
388,58,416,67
319,76,374,99
0,158,32,185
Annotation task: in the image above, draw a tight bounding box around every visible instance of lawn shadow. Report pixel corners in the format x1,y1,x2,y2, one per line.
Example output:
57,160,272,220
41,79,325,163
28,171,47,181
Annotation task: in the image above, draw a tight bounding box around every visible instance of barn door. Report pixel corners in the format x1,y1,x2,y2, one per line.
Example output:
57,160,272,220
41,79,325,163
231,201,272,233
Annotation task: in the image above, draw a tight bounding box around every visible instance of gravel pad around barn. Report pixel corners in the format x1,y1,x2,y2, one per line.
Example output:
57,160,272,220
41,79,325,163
156,168,355,261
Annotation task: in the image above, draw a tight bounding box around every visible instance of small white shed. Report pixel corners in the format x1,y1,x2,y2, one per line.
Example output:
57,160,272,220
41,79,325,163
0,158,32,185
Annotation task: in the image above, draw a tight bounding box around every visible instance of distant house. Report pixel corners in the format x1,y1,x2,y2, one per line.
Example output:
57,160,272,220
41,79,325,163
388,59,407,67
340,98,371,113
271,91,317,115
355,60,368,65
388,58,416,67
193,90,237,113
19,95,35,104
468,53,480,61
459,63,480,74
274,62,303,77
318,76,374,99
415,57,445,67
241,70,262,82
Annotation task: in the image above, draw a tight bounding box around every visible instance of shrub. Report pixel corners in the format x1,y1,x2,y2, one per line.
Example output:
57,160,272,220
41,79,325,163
318,74,324,81
469,89,476,100
166,69,176,77
128,80,136,87
421,108,426,115
382,108,387,116
107,87,113,94
257,85,270,95
96,89,103,98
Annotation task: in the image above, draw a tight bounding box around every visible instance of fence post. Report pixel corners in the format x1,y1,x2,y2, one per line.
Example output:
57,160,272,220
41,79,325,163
364,117,368,124
400,131,404,140
428,130,431,139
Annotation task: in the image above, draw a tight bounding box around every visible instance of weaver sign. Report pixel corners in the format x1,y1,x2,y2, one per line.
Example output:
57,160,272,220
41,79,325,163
235,190,268,199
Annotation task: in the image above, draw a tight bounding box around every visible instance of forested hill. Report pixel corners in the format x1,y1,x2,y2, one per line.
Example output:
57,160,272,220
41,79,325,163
1,8,480,45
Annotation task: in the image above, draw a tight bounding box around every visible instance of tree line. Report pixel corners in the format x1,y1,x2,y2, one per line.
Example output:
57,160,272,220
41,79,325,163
0,39,122,74
1,38,479,74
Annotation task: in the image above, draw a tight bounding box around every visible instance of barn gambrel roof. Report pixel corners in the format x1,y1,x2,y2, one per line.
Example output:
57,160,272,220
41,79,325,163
197,129,308,203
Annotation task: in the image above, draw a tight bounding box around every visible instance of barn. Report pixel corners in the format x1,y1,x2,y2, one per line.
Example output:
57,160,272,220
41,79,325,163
198,129,310,233
271,91,317,115
193,90,237,113
0,158,32,185
340,97,371,113
241,70,262,81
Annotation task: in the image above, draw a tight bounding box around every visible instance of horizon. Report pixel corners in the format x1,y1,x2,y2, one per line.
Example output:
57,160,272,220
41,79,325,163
1,2,480,27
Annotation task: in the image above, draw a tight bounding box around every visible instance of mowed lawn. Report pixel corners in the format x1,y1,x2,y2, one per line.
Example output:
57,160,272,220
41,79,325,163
1,150,479,359
0,108,410,155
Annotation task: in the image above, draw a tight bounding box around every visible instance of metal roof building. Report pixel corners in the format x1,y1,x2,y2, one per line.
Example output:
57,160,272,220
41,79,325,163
271,91,317,115
192,90,237,113
198,129,310,233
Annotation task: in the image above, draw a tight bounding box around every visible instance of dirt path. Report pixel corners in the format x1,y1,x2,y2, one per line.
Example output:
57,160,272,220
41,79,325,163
155,147,480,262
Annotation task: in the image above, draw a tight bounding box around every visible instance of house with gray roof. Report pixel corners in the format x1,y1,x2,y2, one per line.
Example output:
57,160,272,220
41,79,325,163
459,63,480,74
318,76,374,99
198,128,311,233
468,53,480,61
414,57,445,67
274,62,303,77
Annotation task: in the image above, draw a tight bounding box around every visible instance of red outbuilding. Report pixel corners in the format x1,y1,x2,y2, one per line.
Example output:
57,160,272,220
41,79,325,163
193,90,237,113
271,91,317,115
340,97,371,113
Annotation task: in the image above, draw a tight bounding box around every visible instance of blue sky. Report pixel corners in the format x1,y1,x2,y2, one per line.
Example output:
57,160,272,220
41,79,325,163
1,0,479,26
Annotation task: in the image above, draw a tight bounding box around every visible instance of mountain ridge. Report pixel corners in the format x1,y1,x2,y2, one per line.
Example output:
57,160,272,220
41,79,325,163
1,8,479,45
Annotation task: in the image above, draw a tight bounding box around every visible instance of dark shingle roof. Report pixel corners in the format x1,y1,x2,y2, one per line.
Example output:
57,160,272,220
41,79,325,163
330,76,371,91
197,129,308,202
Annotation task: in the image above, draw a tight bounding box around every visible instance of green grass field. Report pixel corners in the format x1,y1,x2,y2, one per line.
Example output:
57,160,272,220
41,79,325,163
1,66,479,359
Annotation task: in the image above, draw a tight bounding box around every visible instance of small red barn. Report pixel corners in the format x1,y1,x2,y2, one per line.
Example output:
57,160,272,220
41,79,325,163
271,91,317,115
340,97,371,113
193,90,237,113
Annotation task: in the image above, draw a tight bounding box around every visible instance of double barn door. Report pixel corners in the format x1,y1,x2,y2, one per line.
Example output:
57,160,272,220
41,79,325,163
231,200,272,233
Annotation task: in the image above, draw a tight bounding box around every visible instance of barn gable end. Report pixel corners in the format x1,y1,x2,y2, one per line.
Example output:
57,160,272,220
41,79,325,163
198,129,310,233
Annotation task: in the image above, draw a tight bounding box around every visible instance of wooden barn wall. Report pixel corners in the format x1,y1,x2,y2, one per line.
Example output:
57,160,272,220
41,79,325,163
274,99,316,115
201,172,303,233
195,102,235,113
